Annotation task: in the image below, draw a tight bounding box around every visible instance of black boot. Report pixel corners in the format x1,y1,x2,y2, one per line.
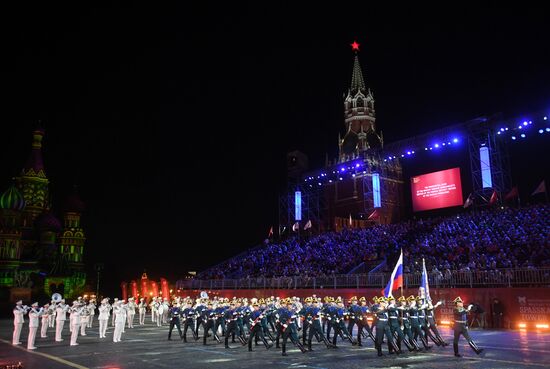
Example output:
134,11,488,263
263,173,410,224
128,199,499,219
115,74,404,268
263,338,273,350
296,341,308,353
282,343,287,356
307,339,313,351
454,343,460,357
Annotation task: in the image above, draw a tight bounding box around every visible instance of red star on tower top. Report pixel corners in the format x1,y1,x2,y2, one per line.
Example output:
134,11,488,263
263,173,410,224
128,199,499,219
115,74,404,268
350,41,360,51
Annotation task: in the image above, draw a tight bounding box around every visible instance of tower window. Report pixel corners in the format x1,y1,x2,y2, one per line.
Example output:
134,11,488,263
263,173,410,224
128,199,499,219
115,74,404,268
356,98,364,108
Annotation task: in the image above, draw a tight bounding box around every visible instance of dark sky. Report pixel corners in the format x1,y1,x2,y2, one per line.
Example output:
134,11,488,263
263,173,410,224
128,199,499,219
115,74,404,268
1,4,549,294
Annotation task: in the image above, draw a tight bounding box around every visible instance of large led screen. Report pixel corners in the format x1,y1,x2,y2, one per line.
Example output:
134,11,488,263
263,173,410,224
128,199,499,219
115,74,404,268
411,168,463,212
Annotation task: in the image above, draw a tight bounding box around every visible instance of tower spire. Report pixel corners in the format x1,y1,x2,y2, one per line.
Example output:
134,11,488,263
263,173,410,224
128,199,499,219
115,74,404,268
350,41,366,93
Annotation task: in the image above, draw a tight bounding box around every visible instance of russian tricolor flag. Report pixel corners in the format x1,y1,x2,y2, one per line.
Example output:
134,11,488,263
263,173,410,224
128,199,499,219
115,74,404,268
382,249,403,298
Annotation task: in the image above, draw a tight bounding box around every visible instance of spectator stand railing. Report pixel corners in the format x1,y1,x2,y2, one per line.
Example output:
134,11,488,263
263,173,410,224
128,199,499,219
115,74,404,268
175,267,550,290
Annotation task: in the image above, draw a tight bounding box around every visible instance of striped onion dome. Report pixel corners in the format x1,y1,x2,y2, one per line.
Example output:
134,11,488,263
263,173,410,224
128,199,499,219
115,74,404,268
0,184,26,211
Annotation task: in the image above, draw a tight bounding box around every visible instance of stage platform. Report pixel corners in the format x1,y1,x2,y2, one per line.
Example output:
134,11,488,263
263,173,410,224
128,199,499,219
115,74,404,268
1,319,549,369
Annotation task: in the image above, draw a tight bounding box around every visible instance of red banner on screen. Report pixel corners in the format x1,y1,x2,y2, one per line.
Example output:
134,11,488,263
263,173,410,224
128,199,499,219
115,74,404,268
411,167,463,212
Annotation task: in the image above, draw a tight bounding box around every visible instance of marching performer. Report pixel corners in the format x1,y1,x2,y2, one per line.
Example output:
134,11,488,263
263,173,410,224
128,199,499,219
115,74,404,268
12,300,28,345
55,299,69,342
40,303,50,338
69,301,81,346
87,299,96,328
98,298,111,338
138,297,147,325
127,297,136,328
27,302,43,350
113,300,127,343
150,297,158,324
48,301,56,328
453,297,483,357
80,302,90,336
111,298,119,326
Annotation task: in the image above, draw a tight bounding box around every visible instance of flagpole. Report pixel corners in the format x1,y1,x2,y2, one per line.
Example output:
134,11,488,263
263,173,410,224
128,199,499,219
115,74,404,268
401,248,404,297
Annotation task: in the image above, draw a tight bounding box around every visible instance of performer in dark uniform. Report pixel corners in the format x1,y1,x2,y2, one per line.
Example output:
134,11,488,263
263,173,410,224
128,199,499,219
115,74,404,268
397,296,421,351
278,298,307,356
167,302,183,340
247,302,272,351
202,302,220,345
306,298,335,350
453,297,483,357
373,297,400,356
224,301,246,348
426,299,448,346
387,296,414,352
408,295,431,349
182,300,198,342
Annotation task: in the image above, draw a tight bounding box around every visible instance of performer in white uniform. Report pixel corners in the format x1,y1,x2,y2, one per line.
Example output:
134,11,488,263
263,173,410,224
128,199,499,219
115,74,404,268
55,299,69,342
138,297,147,325
150,297,158,323
80,302,90,336
111,298,119,326
87,300,96,328
12,300,28,345
48,300,56,328
113,300,126,343
27,302,43,350
126,297,136,328
98,298,110,338
69,301,81,346
40,303,50,338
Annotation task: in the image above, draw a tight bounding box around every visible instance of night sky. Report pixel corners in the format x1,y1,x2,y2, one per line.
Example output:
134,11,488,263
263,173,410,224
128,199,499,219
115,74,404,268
1,4,549,296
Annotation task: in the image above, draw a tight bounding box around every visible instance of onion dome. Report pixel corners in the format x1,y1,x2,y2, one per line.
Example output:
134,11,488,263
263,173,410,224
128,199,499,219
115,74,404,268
0,184,26,211
64,192,85,213
36,211,62,233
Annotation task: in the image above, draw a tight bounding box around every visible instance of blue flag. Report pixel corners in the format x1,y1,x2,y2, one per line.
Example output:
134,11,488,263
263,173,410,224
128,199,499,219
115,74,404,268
420,258,430,300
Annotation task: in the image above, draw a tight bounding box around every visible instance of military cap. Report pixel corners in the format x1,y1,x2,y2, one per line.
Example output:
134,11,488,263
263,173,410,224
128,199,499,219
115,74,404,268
304,297,313,303
359,297,366,302
398,296,406,302
407,295,416,301
453,296,463,303
372,296,379,302
349,296,358,301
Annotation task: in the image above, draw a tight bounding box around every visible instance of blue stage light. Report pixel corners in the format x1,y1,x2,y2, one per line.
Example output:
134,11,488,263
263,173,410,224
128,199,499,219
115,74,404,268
523,121,528,126
434,144,439,148
505,128,509,131
539,129,544,134
521,134,526,138
500,128,505,132
453,138,459,143
442,143,446,146
544,116,548,120
340,168,346,172
355,163,360,168
497,131,501,135
412,151,415,154
511,136,516,140
407,151,411,155
518,126,523,129
546,128,550,132
425,147,428,150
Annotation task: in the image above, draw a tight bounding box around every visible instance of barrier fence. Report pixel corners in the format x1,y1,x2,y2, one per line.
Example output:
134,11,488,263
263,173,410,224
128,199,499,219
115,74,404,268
176,268,550,290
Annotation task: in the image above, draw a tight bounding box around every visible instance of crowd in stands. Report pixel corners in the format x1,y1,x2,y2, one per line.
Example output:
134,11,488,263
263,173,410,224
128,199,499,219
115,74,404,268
198,204,549,280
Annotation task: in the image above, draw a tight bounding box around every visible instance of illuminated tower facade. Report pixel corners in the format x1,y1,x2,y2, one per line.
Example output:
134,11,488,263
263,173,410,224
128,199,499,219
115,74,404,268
0,127,87,300
339,42,383,162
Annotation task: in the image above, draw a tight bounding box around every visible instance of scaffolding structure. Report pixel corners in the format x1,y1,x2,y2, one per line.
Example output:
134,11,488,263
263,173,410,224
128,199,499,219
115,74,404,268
467,116,512,206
